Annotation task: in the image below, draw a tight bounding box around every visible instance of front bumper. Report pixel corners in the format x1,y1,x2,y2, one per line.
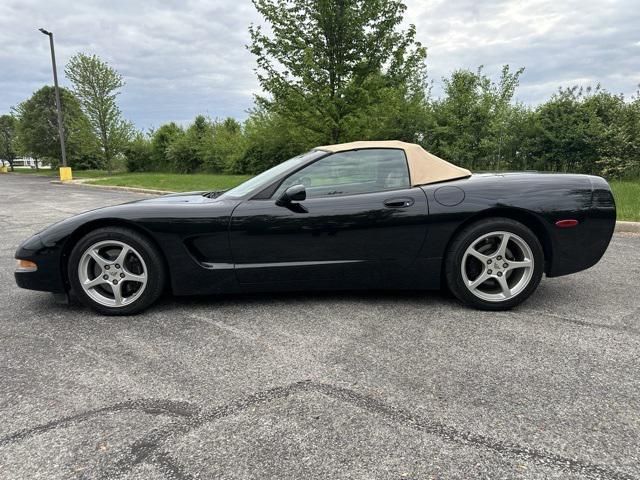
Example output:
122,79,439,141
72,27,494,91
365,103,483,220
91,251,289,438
14,233,66,293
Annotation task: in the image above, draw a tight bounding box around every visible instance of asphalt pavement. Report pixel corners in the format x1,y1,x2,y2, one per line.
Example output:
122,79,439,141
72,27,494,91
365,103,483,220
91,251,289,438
0,174,639,480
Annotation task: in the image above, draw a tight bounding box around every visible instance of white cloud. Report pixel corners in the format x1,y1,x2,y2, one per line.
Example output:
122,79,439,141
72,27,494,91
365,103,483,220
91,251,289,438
1,0,638,128
403,0,640,103
0,0,261,128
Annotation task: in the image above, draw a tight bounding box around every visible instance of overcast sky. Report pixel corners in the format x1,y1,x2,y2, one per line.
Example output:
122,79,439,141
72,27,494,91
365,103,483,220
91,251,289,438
1,0,639,130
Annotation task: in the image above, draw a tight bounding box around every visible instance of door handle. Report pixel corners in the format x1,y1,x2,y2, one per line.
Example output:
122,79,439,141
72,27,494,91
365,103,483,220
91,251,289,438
384,197,414,208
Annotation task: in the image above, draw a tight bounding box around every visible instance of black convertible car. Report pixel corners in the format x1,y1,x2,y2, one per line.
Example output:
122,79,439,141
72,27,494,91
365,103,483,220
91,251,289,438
15,141,616,315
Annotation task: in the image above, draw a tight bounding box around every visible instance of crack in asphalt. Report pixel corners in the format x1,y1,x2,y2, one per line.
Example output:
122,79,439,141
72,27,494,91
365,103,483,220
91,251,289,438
0,399,199,449
152,451,194,480
531,310,640,336
0,381,636,480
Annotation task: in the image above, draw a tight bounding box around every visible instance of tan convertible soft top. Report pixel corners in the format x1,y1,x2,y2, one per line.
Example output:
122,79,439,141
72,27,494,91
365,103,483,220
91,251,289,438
315,140,471,186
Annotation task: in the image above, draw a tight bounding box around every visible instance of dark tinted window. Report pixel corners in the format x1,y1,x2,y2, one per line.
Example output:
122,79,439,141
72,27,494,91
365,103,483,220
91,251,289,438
274,149,410,199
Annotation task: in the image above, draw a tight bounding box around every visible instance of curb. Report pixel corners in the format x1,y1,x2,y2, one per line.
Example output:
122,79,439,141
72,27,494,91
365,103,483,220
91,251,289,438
50,180,172,195
48,179,640,232
615,221,640,233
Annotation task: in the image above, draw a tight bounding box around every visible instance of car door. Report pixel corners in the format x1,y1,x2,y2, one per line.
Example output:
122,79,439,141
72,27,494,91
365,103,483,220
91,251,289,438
228,148,429,286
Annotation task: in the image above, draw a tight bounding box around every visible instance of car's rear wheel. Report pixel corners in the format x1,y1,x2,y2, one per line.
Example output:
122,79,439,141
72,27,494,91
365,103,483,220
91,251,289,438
68,227,166,315
444,218,544,310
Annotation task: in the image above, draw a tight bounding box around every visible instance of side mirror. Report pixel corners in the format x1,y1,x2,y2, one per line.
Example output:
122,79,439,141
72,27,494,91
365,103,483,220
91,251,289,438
277,184,306,206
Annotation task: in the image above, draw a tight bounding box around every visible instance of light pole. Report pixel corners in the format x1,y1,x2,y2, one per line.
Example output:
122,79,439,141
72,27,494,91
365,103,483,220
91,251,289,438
39,28,71,180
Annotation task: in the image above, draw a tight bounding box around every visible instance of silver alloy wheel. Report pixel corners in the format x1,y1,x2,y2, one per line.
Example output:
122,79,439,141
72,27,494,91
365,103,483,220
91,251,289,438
77,240,148,308
461,231,534,302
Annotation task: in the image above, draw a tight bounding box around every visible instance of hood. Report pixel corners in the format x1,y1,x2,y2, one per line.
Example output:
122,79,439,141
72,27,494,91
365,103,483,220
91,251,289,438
32,190,237,248
131,191,211,205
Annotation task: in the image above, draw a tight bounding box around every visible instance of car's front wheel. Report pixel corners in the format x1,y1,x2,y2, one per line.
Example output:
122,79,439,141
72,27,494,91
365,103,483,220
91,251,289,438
68,227,166,315
444,218,544,310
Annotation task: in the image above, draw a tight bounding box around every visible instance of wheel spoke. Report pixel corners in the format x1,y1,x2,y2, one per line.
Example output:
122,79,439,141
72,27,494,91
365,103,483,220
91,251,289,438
88,249,109,268
496,275,512,298
496,233,511,257
468,247,490,263
115,245,131,267
124,271,146,284
111,282,124,306
84,276,107,289
506,259,532,270
468,271,490,290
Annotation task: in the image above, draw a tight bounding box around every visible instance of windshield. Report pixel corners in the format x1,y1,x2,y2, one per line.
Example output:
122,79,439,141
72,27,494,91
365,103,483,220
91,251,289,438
219,150,326,199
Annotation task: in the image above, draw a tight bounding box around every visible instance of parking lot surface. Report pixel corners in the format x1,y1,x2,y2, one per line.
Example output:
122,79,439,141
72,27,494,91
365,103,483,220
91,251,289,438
0,174,639,480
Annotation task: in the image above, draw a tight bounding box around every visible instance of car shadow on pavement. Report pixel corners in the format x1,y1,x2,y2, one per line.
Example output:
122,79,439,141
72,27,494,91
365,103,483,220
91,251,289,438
165,288,455,308
24,288,456,318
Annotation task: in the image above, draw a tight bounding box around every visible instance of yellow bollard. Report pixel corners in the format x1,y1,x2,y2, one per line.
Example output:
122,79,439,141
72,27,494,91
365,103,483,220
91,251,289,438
0,165,8,173
59,167,73,182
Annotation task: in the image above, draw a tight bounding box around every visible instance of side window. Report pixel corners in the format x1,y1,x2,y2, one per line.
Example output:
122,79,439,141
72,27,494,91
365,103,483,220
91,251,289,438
273,149,410,199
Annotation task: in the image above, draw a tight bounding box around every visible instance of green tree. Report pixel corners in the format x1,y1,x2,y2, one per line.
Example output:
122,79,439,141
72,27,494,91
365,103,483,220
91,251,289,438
524,86,614,174
13,86,99,168
423,66,524,171
611,93,640,178
149,122,183,171
585,89,640,178
0,114,18,171
166,115,214,173
241,109,312,173
481,66,526,170
202,117,246,173
123,132,153,172
65,53,133,171
249,0,427,145
164,132,193,173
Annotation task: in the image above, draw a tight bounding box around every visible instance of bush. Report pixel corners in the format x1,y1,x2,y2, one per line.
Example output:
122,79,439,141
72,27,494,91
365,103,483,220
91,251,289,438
240,110,312,174
124,134,153,172
166,133,201,173
150,123,183,171
202,118,246,173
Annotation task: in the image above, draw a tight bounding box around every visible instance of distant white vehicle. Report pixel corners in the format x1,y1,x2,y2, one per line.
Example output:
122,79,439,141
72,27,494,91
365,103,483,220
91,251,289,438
7,158,51,169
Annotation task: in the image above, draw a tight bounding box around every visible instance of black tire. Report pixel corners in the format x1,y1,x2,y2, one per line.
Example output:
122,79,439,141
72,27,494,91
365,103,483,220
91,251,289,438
68,227,166,315
444,218,544,310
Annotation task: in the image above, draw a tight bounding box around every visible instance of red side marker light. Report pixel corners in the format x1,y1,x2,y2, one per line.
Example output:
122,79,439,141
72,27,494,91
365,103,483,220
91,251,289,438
555,219,579,228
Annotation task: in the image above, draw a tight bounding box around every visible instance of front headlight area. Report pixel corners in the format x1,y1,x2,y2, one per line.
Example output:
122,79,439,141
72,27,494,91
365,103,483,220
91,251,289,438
16,259,38,272
15,233,46,273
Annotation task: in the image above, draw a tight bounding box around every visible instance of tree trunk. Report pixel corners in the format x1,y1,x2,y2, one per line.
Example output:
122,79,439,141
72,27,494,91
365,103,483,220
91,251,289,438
331,125,341,144
105,142,112,173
